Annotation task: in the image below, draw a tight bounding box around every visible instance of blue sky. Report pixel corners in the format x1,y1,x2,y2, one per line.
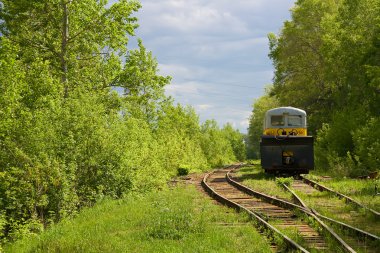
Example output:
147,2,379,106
128,0,296,133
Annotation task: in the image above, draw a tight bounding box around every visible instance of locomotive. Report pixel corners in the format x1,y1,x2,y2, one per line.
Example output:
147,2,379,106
260,107,314,174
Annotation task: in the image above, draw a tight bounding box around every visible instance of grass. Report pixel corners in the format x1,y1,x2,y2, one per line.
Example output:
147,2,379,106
235,165,293,201
237,163,379,236
6,185,272,253
237,163,380,252
307,175,380,211
293,182,380,236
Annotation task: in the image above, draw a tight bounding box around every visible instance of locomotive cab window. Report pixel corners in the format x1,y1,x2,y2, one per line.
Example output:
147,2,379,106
271,115,284,126
288,115,302,127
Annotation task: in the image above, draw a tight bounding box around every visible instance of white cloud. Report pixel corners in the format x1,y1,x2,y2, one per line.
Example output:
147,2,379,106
240,119,250,128
195,104,214,111
139,0,250,35
165,81,200,96
158,63,192,78
117,0,296,132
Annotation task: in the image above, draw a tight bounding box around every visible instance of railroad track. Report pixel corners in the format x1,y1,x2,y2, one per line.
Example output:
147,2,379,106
298,176,380,217
202,165,357,252
227,165,380,252
283,178,380,253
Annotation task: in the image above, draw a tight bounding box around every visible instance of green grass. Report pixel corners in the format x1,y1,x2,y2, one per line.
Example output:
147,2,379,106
236,164,379,252
293,178,380,236
307,176,380,211
6,185,272,253
235,165,293,201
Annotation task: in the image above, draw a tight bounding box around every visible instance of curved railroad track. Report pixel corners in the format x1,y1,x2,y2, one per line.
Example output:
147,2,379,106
282,178,380,253
225,165,380,253
202,165,358,252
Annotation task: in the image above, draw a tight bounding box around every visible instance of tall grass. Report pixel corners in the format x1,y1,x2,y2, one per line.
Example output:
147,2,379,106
6,185,272,253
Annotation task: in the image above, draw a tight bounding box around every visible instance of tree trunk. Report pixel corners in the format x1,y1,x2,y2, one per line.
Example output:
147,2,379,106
61,0,69,97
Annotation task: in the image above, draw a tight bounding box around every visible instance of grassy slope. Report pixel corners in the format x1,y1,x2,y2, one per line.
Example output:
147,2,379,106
6,185,272,253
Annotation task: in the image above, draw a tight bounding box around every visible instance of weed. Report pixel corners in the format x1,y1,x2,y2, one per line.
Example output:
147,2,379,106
275,177,293,187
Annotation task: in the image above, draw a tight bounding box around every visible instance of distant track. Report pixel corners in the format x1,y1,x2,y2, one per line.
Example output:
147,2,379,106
202,165,358,252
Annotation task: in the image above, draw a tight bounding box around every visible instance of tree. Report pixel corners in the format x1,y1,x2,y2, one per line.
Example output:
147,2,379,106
200,120,235,167
267,0,380,174
269,0,341,133
222,123,246,161
154,102,208,173
0,0,141,96
0,0,249,242
114,39,171,124
247,89,279,159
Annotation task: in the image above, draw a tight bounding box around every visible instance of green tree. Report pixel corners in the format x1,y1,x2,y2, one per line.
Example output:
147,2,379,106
247,90,279,159
0,0,249,243
267,0,380,174
269,0,341,133
0,0,141,96
114,39,171,123
222,123,246,161
154,102,208,174
200,120,235,167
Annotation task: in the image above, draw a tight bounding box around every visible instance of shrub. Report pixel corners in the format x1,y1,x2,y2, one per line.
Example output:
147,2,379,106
353,117,380,172
177,166,190,176
315,113,380,177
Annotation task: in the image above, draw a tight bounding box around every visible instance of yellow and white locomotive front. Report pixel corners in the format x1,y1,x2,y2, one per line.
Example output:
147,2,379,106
260,107,314,174
263,107,307,136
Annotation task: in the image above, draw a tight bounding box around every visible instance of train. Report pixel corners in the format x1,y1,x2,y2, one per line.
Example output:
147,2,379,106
260,107,314,174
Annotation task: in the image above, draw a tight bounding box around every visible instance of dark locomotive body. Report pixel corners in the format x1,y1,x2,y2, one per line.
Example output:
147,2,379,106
260,107,314,174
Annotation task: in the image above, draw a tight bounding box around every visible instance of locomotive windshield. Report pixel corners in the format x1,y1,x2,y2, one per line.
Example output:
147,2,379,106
271,115,284,126
288,115,302,126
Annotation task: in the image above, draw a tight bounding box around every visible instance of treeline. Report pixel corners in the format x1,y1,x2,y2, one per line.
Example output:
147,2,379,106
248,0,379,176
0,0,245,243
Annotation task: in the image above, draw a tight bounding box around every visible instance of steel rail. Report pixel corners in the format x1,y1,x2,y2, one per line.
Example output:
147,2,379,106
226,169,356,253
226,170,308,212
202,166,309,253
300,176,380,217
282,182,380,242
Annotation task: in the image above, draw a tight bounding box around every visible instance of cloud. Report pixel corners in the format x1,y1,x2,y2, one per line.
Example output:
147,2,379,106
117,0,296,132
195,104,214,111
240,119,250,128
139,0,250,35
165,81,200,95
158,63,192,78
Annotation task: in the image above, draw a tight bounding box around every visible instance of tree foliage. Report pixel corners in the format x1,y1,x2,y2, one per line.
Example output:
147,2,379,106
0,0,245,244
251,0,380,175
247,88,279,159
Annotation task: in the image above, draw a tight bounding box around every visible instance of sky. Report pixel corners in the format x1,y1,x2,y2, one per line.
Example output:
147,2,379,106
127,0,296,133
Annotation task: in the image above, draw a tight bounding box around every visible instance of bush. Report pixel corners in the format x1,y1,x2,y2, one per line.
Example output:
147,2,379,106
314,108,373,176
353,117,380,172
177,166,190,176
